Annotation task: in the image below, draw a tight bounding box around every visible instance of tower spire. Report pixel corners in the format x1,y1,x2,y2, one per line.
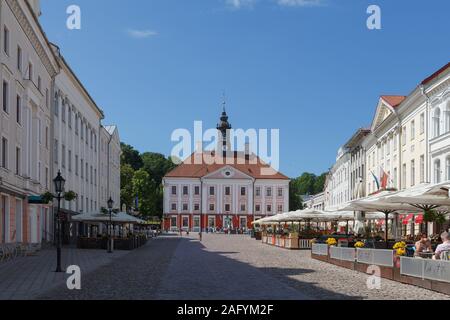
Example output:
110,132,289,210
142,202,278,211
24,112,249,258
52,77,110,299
216,95,232,157
222,92,226,113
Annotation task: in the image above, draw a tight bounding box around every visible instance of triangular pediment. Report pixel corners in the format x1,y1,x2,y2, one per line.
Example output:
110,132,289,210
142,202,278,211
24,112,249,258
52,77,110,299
370,98,397,132
202,165,254,181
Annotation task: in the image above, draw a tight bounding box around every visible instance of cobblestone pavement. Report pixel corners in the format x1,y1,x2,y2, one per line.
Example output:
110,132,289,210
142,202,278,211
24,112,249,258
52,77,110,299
2,234,450,300
184,234,450,300
0,246,128,300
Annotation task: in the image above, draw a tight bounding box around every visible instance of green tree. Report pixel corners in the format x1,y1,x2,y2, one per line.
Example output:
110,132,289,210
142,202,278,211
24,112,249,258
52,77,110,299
120,164,135,210
289,180,303,211
141,152,177,185
132,169,156,217
121,143,143,170
313,173,328,194
296,172,317,195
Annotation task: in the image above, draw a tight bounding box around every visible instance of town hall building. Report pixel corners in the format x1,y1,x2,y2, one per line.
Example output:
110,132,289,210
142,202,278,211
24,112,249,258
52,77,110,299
163,109,290,232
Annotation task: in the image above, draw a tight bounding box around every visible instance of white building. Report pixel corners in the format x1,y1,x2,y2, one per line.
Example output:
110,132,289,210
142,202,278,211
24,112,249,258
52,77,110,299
346,128,370,200
303,192,325,211
52,48,104,217
1,0,58,244
99,125,121,208
0,0,121,245
425,63,450,185
325,146,351,210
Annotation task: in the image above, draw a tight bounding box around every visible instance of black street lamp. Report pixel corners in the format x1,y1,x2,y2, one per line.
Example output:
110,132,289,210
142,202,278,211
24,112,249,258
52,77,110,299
107,197,114,253
53,171,65,273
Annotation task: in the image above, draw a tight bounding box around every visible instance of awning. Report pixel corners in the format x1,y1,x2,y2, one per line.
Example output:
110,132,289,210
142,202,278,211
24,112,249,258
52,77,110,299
402,214,414,225
415,214,424,224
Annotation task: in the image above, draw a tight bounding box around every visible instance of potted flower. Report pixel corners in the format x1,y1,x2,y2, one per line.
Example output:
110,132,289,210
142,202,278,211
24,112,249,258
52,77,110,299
354,241,365,249
393,241,407,267
326,238,337,246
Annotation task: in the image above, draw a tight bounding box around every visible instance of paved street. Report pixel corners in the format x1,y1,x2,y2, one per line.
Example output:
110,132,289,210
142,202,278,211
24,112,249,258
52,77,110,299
1,234,449,300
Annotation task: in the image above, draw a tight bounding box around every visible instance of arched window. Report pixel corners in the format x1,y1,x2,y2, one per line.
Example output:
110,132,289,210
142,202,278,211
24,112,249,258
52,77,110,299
434,109,440,136
446,157,450,182
434,159,441,184
433,108,441,138
444,104,450,133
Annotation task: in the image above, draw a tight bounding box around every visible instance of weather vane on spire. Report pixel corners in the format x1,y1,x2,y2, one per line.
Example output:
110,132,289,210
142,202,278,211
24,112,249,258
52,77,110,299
222,92,226,112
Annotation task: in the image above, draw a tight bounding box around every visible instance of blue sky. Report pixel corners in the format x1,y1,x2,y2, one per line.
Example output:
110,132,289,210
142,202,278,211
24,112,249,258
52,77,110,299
40,0,450,178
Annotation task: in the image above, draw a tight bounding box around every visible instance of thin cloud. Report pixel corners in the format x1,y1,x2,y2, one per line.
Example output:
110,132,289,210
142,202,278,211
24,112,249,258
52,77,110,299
127,29,158,39
225,0,257,10
276,0,324,7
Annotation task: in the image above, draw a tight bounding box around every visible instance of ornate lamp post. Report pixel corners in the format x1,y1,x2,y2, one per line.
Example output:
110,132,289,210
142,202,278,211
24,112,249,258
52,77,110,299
53,171,65,273
107,197,114,253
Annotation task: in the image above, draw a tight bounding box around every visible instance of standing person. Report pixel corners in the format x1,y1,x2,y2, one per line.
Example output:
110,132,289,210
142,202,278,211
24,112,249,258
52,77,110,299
434,232,450,260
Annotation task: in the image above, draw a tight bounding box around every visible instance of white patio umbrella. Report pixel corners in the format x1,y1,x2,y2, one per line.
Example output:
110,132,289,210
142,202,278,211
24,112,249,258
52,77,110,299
71,211,145,224
339,191,421,246
386,183,450,210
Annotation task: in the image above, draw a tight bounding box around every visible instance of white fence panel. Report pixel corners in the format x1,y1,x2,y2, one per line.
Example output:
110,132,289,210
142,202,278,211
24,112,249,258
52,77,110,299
299,239,312,249
423,260,450,283
312,244,328,256
330,247,356,262
357,248,393,267
330,246,340,260
341,247,357,262
400,257,423,278
400,257,450,283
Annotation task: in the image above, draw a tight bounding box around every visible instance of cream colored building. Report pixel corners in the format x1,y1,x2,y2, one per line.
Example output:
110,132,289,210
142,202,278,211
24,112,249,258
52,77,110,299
0,0,58,244
0,0,121,245
99,125,121,208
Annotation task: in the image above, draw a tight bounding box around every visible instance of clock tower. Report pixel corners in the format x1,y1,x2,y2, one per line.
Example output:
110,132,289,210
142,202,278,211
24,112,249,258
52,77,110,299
216,102,232,158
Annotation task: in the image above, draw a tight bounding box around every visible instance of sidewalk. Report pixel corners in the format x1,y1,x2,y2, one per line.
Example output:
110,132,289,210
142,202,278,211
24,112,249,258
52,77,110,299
0,246,128,300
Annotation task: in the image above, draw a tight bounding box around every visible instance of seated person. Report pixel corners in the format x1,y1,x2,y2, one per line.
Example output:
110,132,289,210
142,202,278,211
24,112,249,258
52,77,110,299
434,231,450,260
415,233,432,257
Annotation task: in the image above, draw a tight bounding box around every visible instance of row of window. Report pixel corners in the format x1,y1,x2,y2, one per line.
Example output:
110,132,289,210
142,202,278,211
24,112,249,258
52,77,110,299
55,96,98,153
432,105,450,139
3,26,50,108
0,136,51,188
367,155,426,194
54,139,97,186
171,185,284,197
170,202,283,213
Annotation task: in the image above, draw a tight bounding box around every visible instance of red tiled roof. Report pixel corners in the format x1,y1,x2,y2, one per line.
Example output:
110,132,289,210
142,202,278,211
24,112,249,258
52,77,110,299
165,151,290,180
421,62,450,85
381,95,406,108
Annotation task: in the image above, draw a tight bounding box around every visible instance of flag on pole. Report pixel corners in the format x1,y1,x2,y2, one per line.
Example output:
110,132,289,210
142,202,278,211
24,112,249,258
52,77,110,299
370,170,380,190
380,168,389,189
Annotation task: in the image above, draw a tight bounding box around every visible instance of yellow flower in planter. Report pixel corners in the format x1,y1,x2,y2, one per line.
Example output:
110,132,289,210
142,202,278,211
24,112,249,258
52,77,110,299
326,238,337,246
396,247,406,256
354,241,365,248
393,241,406,250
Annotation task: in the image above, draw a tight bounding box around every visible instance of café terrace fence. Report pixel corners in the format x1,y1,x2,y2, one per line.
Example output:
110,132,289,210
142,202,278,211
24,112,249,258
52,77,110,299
311,244,394,267
311,244,328,256
400,257,450,284
330,246,356,262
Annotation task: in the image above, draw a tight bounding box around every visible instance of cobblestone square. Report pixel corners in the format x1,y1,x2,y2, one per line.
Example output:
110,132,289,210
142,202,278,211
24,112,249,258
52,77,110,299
1,234,449,300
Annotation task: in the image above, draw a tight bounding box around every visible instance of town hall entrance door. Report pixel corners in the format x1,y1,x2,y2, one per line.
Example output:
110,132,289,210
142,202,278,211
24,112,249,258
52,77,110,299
224,216,233,230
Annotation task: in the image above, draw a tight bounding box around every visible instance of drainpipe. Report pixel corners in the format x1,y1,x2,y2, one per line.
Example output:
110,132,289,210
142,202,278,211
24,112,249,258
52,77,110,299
420,85,432,236
420,85,431,183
